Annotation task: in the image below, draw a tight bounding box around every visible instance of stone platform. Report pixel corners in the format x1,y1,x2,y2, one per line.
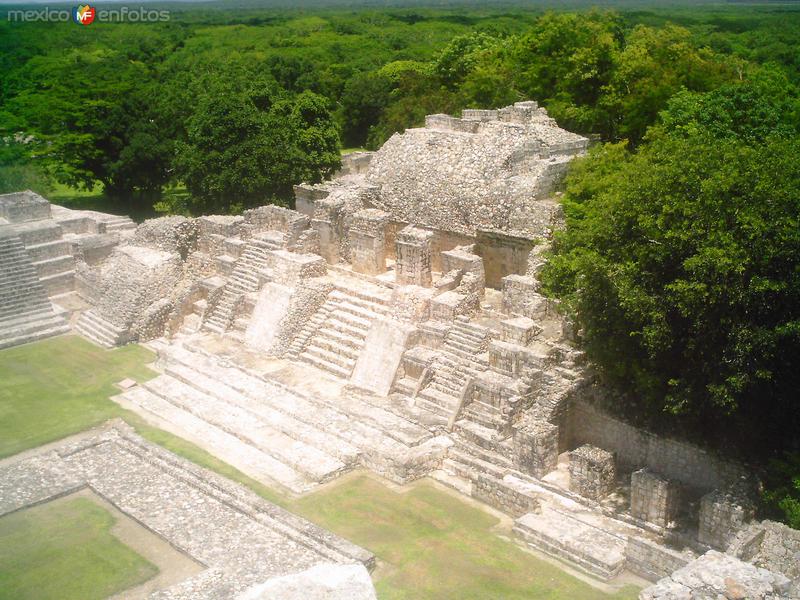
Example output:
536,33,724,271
114,335,451,495
0,421,375,599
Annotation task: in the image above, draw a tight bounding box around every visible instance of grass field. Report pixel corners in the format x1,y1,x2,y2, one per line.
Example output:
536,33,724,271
292,475,640,600
0,335,640,599
0,497,157,600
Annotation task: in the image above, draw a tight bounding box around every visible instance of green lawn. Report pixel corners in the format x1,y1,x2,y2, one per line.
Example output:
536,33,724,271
291,475,639,600
0,497,157,600
0,336,639,599
0,335,285,505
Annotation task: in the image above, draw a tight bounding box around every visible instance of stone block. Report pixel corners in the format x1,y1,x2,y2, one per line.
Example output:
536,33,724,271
349,209,389,275
568,444,616,500
698,487,755,551
513,420,559,478
0,190,51,223
500,316,540,345
395,226,433,287
630,468,681,528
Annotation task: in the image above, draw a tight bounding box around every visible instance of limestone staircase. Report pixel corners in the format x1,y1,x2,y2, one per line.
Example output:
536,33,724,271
115,341,437,494
202,232,284,334
416,319,491,420
101,215,136,233
13,220,75,297
0,233,70,349
74,309,129,348
293,284,392,379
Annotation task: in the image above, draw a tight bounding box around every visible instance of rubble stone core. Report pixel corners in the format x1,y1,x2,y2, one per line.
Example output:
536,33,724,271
2,102,795,598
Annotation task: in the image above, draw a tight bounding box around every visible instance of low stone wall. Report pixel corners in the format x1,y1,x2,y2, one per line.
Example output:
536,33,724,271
471,473,540,517
625,537,691,582
566,399,748,493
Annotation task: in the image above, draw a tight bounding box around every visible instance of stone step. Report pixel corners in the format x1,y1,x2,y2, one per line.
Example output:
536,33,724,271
315,327,363,351
329,308,372,332
0,295,51,317
0,312,65,339
116,385,312,494
453,420,515,460
166,343,431,449
32,254,74,277
24,239,71,262
0,323,71,350
304,343,357,369
447,446,509,480
331,282,392,307
0,307,57,329
143,375,348,484
164,362,361,466
413,397,451,422
453,437,513,471
392,376,416,395
324,316,367,340
419,386,459,409
308,336,360,360
513,509,627,580
299,350,352,379
0,298,51,319
14,221,62,245
446,338,479,355
463,401,504,429
328,290,389,315
40,270,75,296
75,319,118,348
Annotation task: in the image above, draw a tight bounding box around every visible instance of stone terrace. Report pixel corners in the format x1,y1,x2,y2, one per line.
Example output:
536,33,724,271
0,421,375,599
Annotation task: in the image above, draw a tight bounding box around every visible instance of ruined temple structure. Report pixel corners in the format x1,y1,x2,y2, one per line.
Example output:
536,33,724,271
1,103,797,598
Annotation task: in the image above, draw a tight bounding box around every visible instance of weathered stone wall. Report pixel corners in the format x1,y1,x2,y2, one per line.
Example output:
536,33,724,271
624,537,691,583
472,473,540,517
132,216,199,259
76,245,183,330
566,398,749,493
729,520,800,582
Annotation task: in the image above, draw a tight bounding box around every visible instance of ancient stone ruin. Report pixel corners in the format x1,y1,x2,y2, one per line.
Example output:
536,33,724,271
1,102,797,598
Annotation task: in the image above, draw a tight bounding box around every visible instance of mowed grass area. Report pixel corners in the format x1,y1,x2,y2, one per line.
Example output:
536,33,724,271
0,335,285,505
1,336,639,599
0,497,157,600
291,475,640,600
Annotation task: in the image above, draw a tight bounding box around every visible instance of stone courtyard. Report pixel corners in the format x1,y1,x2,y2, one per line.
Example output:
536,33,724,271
1,102,798,599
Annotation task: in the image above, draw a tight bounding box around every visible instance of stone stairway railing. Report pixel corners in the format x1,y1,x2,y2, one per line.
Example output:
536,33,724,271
296,286,391,379
202,232,284,334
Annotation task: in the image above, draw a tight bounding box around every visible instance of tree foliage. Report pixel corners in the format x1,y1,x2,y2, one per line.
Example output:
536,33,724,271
173,88,339,215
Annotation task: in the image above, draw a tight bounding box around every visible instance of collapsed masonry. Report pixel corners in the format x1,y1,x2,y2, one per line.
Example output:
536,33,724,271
1,102,797,598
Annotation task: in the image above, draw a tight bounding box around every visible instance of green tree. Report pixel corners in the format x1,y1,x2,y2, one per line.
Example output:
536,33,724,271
542,134,800,458
174,89,340,215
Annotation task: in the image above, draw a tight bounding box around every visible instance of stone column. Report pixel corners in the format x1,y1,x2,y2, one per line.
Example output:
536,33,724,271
698,488,755,550
568,444,617,500
630,468,681,528
311,199,342,265
395,225,433,287
349,209,389,275
512,420,559,478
